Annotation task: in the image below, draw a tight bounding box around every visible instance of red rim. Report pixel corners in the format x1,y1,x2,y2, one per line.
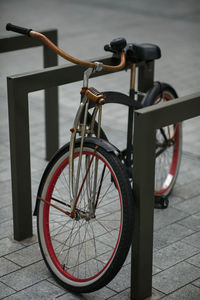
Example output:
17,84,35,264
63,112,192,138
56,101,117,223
154,93,180,195
42,150,123,282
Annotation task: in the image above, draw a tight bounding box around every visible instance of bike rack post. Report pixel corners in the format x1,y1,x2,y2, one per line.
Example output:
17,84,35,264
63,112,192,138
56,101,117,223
131,92,200,300
0,30,58,161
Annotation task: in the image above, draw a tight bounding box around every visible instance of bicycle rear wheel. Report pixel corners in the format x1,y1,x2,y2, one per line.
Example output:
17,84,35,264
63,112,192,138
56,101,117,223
143,83,182,197
36,140,133,293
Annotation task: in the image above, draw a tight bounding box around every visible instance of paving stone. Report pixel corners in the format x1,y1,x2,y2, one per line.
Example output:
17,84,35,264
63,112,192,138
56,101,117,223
0,257,20,276
153,223,194,249
30,156,48,173
0,180,12,196
168,195,184,206
187,253,200,268
0,220,13,239
56,286,116,300
104,289,130,300
172,179,200,200
123,248,131,265
46,276,62,288
55,293,84,300
174,158,200,186
0,205,13,224
153,236,168,250
154,207,189,231
182,231,200,249
150,289,166,300
2,280,65,300
153,262,200,294
0,237,24,257
0,143,10,159
110,249,161,276
193,278,200,288
183,142,200,159
0,192,11,209
153,241,200,270
174,195,200,215
0,282,15,299
178,212,200,231
0,160,11,182
162,284,200,300
20,234,38,246
48,276,116,299
5,243,42,267
107,263,130,292
152,265,162,275
0,260,51,291
126,289,165,300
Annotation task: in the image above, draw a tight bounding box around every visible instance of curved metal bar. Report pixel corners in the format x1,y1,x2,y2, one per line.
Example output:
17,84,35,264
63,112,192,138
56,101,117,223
30,31,126,71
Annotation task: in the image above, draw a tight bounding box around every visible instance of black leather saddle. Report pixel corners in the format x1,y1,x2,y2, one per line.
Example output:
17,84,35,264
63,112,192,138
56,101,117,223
104,38,161,63
125,43,161,62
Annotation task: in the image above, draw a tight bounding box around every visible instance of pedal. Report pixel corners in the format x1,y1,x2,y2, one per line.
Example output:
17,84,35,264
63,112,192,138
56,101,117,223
154,195,169,209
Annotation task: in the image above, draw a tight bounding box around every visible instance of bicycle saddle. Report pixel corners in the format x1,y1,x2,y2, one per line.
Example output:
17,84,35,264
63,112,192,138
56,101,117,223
104,38,161,62
125,43,161,62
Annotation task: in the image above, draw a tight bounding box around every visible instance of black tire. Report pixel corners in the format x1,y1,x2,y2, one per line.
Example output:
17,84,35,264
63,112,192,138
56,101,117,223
37,140,133,293
143,82,182,196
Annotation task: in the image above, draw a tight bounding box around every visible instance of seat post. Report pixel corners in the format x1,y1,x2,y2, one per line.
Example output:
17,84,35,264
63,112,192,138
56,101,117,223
126,64,136,169
130,64,136,90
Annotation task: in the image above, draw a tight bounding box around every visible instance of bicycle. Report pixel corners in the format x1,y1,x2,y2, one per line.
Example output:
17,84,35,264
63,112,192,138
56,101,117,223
6,23,182,293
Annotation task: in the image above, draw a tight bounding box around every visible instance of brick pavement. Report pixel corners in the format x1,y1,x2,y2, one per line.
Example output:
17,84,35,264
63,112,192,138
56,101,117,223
0,0,200,299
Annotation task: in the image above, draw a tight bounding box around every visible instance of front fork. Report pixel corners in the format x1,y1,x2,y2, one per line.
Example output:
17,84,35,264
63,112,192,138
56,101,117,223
69,66,105,216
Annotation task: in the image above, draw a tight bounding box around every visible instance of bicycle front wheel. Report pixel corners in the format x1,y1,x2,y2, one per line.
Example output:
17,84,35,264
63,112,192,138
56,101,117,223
143,83,182,197
37,140,133,293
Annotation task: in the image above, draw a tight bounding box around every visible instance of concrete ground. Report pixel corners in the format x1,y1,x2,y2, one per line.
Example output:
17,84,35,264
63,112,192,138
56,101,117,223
0,0,200,299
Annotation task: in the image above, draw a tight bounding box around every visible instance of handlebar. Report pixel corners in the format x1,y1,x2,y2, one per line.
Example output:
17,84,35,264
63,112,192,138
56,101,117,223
6,23,32,36
6,23,126,71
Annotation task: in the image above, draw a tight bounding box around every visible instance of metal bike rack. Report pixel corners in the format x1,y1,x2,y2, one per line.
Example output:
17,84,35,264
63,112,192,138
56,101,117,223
5,33,200,296
0,30,58,160
132,92,200,300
